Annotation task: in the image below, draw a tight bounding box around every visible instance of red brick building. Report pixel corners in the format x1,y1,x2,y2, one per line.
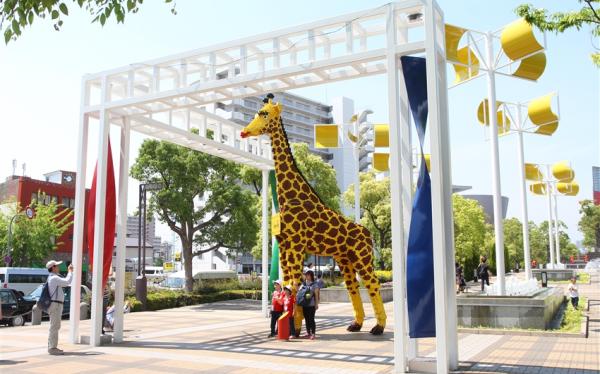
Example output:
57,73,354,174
0,171,89,263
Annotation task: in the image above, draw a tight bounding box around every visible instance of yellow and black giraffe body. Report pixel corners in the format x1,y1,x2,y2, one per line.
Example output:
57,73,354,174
241,95,386,335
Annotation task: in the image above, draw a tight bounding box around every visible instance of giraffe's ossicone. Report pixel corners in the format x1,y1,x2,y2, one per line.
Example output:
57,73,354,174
241,93,387,335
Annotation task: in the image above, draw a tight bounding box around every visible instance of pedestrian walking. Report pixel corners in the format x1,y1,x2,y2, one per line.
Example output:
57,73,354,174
46,260,73,355
300,270,319,340
568,276,579,309
476,256,490,292
268,280,284,337
455,262,465,294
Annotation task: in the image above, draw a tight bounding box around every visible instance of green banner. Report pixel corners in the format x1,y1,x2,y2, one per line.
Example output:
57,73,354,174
268,170,280,294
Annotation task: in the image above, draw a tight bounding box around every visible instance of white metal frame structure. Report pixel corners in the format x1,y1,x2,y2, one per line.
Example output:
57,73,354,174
69,1,457,372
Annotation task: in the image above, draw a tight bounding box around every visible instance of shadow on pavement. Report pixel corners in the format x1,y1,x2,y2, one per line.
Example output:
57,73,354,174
189,299,262,311
112,314,393,365
455,361,600,374
63,351,104,356
0,360,27,366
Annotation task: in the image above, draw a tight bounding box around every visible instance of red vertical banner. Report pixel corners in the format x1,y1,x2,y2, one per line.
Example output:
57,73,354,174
86,140,117,290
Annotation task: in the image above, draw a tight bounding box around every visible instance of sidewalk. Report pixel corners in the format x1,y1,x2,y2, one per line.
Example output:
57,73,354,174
1,274,598,374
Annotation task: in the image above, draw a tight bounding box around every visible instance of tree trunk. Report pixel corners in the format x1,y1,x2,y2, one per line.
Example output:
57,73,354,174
182,238,194,293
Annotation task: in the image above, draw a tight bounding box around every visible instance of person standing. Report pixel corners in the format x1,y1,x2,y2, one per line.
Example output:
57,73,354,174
301,270,319,340
268,280,284,337
283,285,296,340
46,260,73,355
476,256,490,292
455,262,464,294
568,276,579,309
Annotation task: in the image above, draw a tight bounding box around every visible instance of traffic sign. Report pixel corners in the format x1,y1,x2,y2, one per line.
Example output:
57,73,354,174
25,206,35,219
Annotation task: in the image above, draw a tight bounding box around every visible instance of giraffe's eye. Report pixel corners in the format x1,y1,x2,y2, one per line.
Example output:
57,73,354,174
262,114,268,119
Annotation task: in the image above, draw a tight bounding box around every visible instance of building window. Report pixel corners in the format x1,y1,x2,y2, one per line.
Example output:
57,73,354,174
31,192,38,204
243,113,253,121
62,196,70,207
51,196,58,204
244,100,257,109
70,198,76,209
44,194,51,205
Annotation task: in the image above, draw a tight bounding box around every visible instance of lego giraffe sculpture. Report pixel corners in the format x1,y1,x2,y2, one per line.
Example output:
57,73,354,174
241,94,386,335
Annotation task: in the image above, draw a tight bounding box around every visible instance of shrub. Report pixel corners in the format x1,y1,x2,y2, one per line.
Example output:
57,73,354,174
375,270,392,283
125,289,262,312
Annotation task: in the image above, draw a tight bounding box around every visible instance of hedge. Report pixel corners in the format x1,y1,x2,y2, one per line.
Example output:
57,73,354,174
375,270,392,283
126,289,261,312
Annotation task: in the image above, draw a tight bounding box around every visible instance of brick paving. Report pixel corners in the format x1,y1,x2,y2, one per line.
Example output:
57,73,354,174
1,273,598,373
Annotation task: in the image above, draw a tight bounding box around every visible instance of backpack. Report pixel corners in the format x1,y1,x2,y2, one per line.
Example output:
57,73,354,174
36,282,56,312
477,264,487,278
296,283,313,307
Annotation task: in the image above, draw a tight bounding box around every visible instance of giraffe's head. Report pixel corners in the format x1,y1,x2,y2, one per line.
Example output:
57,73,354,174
240,93,282,139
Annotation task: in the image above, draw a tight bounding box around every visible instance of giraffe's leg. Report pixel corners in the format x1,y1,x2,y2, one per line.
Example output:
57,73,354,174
338,260,365,332
283,248,304,336
355,245,387,335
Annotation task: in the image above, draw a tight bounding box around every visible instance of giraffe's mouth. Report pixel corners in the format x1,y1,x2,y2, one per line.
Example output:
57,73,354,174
240,131,250,138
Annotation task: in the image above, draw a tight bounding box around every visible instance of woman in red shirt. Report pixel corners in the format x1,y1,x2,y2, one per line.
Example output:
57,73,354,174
269,280,285,337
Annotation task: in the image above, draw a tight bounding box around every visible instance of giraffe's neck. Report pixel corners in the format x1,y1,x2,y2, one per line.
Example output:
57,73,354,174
270,117,320,208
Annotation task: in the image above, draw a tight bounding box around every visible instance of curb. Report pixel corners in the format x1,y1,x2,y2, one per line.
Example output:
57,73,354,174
457,327,585,338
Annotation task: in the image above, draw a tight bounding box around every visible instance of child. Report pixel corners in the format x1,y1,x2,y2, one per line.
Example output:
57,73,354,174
283,285,296,339
568,276,579,309
268,280,284,338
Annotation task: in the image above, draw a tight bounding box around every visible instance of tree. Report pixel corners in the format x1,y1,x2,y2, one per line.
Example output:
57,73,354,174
529,220,578,264
343,171,391,262
0,195,73,267
130,138,258,292
504,218,524,268
1,0,176,44
453,195,489,280
578,199,600,251
516,1,600,66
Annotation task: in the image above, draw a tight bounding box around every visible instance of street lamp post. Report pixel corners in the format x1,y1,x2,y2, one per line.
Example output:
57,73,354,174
136,182,164,310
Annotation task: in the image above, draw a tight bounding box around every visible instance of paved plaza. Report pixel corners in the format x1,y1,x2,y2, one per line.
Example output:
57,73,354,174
1,274,598,374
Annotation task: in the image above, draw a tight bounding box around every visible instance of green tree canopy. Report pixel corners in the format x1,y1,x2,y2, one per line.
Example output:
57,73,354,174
1,0,176,43
578,199,600,251
504,217,524,268
0,194,73,267
453,195,490,279
130,138,258,292
343,171,391,254
516,1,600,66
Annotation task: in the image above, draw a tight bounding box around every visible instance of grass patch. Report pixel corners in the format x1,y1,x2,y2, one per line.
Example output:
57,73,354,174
560,297,586,333
551,272,590,284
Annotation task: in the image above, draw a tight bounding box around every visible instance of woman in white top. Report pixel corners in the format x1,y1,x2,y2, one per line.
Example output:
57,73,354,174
567,276,579,309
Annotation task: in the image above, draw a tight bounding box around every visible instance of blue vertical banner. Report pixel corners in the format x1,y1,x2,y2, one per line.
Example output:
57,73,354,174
401,56,436,338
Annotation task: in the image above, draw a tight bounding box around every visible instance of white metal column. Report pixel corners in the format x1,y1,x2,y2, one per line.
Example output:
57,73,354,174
516,108,532,280
386,4,407,373
484,32,506,295
114,118,131,343
69,78,90,344
553,193,561,266
545,167,556,268
261,169,269,317
353,118,361,224
397,19,417,361
425,0,458,371
90,77,110,347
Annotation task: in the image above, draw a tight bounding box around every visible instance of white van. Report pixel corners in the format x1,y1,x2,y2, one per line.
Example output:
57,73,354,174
144,266,165,283
0,267,49,294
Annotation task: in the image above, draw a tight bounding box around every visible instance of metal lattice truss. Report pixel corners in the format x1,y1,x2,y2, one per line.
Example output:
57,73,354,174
82,0,429,170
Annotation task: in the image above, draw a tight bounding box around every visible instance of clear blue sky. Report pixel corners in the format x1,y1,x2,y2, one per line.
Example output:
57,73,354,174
0,1,598,245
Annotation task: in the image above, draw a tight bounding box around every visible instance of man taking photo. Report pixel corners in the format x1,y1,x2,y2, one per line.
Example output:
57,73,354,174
46,260,73,355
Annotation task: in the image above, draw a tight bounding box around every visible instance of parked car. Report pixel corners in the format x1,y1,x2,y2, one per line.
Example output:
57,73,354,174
0,288,36,326
0,267,49,295
24,284,91,318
